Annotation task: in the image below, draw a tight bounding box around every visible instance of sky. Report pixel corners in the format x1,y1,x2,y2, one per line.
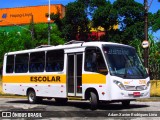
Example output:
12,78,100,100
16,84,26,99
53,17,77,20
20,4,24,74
0,0,159,39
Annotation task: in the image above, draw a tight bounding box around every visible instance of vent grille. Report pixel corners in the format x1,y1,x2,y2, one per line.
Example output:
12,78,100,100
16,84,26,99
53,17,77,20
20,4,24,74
124,85,146,91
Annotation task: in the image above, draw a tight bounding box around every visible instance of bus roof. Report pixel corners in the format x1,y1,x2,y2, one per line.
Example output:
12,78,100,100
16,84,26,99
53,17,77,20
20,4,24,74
5,41,133,55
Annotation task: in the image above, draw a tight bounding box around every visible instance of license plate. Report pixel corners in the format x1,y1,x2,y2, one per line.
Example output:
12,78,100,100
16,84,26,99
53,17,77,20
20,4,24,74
133,92,140,97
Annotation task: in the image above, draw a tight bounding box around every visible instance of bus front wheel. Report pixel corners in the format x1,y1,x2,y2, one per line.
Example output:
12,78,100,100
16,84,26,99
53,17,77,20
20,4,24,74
89,92,98,110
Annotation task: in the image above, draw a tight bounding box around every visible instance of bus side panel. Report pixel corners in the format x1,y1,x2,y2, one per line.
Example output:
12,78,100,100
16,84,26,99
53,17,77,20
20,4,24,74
33,84,67,98
3,83,26,95
82,73,111,101
2,74,67,98
3,83,67,97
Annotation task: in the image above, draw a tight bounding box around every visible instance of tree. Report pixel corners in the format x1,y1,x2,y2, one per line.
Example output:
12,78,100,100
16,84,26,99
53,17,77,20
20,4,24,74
62,1,90,41
46,7,63,32
25,23,65,45
0,30,28,66
78,0,106,15
0,23,65,67
152,10,160,32
50,12,63,31
92,1,117,41
112,0,145,44
148,35,160,79
129,34,160,80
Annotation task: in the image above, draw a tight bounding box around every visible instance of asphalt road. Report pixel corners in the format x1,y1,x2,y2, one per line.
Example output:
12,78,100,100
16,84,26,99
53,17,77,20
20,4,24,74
0,97,160,119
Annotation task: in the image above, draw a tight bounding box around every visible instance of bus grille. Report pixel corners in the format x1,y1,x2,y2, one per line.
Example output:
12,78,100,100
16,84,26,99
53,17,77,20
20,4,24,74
124,85,146,91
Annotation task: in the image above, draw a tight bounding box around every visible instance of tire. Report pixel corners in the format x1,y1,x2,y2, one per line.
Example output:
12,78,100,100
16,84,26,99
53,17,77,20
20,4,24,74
27,90,37,104
89,92,98,110
55,98,68,104
122,100,130,107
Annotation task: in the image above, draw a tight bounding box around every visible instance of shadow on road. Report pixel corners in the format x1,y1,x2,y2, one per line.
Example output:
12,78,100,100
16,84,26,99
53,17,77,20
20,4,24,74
6,99,149,111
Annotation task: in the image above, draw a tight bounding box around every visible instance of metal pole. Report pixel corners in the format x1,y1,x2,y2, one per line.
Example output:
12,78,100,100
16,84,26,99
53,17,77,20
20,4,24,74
144,0,149,70
48,0,51,45
31,14,34,40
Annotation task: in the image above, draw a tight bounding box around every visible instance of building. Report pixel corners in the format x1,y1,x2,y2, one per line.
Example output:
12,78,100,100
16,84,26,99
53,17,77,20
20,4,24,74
0,4,65,26
0,4,117,41
77,25,118,41
89,25,118,40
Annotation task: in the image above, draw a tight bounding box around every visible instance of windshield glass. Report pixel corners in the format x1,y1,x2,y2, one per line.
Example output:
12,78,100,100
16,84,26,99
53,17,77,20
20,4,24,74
103,45,148,79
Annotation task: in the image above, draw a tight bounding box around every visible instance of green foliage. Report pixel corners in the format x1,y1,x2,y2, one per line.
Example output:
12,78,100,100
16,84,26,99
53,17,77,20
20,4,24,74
0,23,65,67
26,23,65,45
62,1,90,41
49,12,63,31
128,34,160,80
148,35,160,79
92,1,117,41
112,0,144,44
0,30,27,66
152,10,160,32
129,38,143,58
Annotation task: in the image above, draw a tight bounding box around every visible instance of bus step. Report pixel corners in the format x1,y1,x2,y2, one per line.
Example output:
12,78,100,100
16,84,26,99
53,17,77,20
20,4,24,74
68,96,83,100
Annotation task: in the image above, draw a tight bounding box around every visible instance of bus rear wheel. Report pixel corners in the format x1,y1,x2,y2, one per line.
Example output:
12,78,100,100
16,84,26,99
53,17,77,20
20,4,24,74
27,90,39,104
89,92,98,110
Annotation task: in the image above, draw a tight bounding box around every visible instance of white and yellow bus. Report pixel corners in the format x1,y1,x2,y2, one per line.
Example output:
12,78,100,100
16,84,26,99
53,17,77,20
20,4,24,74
2,41,150,109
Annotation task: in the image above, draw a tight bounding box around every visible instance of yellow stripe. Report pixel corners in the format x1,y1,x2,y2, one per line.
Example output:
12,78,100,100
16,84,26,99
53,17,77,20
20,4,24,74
82,74,106,84
3,73,106,84
3,74,66,84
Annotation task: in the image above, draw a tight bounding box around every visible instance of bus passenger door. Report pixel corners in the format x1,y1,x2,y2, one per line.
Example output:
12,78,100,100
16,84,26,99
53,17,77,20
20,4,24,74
67,53,82,97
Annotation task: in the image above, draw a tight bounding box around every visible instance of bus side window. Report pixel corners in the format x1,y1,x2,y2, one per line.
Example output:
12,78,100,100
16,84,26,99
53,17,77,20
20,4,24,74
85,47,108,74
96,48,108,74
46,50,64,72
6,55,14,73
85,47,97,72
29,52,45,73
15,53,29,73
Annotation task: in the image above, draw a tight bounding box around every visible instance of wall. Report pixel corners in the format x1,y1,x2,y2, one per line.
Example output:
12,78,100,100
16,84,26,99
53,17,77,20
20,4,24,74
0,4,65,26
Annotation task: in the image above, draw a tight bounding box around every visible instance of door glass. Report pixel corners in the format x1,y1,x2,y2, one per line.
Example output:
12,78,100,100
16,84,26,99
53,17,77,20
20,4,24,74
76,54,82,94
68,55,74,93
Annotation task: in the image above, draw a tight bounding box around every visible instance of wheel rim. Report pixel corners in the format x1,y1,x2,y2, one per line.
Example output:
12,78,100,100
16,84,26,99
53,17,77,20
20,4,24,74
29,92,35,102
89,95,92,103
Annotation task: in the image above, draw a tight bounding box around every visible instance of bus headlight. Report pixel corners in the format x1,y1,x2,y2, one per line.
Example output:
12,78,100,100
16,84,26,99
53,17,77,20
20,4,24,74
113,80,125,90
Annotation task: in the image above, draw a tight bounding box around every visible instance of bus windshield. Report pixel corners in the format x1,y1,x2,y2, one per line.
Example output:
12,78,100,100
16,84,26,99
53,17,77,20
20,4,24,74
103,45,148,79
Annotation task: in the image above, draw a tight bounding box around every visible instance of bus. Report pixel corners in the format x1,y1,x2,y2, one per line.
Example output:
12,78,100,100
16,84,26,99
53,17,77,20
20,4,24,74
2,40,150,109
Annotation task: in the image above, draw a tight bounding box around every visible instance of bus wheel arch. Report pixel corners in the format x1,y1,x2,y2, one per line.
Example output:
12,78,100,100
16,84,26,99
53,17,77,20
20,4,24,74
26,88,35,96
85,88,99,110
85,88,99,100
26,88,42,104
